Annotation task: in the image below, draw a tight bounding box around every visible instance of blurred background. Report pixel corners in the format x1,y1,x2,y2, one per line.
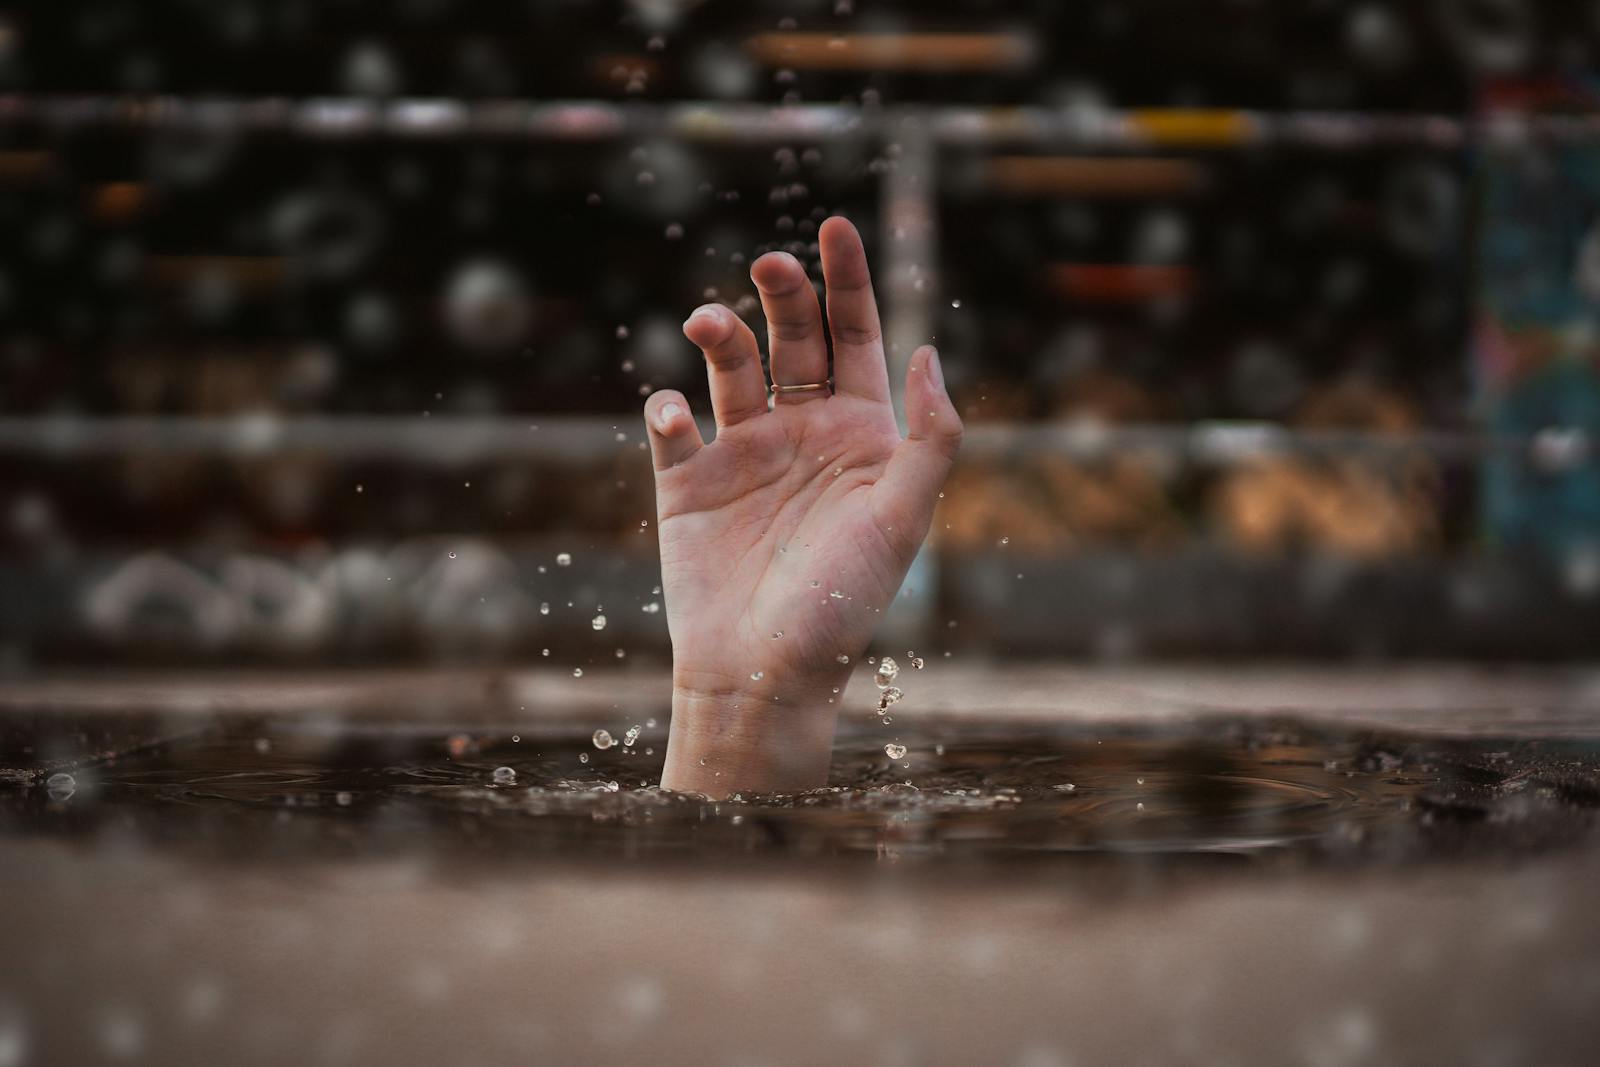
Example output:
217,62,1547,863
1,0,1599,668
9,6,1600,1066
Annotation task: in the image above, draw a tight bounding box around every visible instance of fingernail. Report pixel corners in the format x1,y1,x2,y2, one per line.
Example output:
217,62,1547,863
750,252,797,287
926,347,944,390
658,402,682,430
684,305,725,335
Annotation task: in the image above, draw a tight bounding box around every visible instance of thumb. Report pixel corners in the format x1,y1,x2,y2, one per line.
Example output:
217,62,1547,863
875,345,963,545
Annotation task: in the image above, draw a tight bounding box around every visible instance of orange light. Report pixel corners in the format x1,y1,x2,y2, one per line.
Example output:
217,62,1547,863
1127,109,1257,147
1048,264,1193,303
744,32,1034,72
89,182,147,222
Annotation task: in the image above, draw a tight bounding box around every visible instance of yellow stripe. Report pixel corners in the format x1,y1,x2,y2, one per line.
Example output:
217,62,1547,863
1127,109,1256,147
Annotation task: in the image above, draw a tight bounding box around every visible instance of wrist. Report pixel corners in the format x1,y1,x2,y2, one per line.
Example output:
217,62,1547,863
661,665,848,797
670,662,848,708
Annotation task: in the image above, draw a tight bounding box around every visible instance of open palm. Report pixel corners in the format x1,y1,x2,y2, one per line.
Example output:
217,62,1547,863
643,217,962,794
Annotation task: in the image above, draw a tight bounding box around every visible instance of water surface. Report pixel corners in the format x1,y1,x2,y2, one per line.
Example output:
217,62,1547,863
6,712,1597,880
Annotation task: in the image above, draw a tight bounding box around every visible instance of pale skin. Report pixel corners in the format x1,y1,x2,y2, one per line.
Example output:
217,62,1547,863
642,216,963,798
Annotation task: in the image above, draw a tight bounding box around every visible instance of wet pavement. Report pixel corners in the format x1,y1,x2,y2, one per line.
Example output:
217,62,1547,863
2,664,1598,1065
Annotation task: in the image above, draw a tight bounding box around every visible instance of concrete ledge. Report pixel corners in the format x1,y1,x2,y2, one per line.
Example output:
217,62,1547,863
2,662,1599,736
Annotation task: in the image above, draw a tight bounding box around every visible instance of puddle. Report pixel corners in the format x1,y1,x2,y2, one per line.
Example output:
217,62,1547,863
4,714,1597,878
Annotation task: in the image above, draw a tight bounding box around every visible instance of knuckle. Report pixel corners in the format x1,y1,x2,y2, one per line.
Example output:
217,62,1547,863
831,324,881,347
705,346,751,371
767,318,816,342
935,420,964,454
825,273,872,294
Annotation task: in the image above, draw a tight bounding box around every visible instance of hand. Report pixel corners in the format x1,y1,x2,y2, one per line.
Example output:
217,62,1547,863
642,216,962,797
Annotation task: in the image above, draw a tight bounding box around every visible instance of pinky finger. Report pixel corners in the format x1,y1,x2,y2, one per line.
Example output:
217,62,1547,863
644,389,705,471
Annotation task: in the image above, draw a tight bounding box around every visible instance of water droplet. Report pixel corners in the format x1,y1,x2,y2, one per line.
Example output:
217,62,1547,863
809,579,821,588
950,299,962,308
874,656,900,688
448,551,457,559
828,589,844,599
593,729,614,750
511,735,520,743
556,552,572,567
579,752,590,764
1136,777,1145,785
910,656,926,669
492,766,517,785
623,725,642,746
254,738,271,754
45,771,75,794
572,668,584,678
615,324,630,340
642,601,661,614
592,614,608,631
539,602,550,616
998,536,1010,546
836,653,850,664
770,631,783,639
884,744,907,760
646,718,657,728
877,687,903,710
750,670,765,681
336,791,353,806
832,467,843,477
